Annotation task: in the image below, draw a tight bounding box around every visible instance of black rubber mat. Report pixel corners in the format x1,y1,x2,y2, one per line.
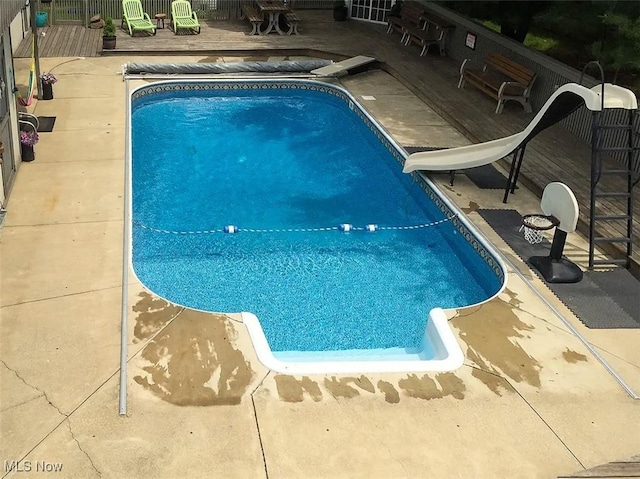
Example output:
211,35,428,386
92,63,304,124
403,146,515,189
587,268,640,320
464,164,516,190
478,208,640,328
37,116,56,132
478,208,549,257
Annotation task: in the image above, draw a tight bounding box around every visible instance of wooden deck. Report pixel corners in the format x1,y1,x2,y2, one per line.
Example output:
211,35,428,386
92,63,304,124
15,25,102,58
14,11,639,273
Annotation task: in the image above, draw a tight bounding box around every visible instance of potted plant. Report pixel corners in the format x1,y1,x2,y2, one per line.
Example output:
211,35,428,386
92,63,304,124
333,0,348,21
103,17,117,50
39,72,58,100
19,129,39,163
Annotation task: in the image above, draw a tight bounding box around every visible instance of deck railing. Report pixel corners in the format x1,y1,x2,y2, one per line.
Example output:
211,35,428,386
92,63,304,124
34,0,332,24
422,2,640,174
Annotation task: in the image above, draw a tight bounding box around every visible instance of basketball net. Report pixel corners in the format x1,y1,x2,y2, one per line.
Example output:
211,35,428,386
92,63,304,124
520,214,557,244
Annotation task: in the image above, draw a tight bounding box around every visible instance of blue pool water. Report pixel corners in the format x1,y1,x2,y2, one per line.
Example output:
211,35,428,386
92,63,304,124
131,81,503,354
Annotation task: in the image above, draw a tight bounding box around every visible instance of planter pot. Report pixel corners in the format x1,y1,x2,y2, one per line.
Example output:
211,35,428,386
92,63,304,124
103,36,116,50
35,12,48,27
21,144,35,162
41,82,54,100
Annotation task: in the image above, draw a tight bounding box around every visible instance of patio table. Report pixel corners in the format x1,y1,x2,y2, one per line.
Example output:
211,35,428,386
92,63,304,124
256,0,289,35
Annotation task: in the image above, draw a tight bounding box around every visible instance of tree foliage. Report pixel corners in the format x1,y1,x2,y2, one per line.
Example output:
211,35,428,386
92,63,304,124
443,1,551,43
443,1,640,74
594,11,640,71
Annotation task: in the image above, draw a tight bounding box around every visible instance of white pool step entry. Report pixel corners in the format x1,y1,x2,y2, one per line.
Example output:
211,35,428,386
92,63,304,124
311,55,376,77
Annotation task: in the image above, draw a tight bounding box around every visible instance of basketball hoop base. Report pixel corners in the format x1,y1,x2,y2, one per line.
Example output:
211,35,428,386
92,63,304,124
529,255,583,284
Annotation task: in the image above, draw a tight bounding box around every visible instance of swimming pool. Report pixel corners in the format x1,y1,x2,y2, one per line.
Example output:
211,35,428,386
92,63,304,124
129,79,506,373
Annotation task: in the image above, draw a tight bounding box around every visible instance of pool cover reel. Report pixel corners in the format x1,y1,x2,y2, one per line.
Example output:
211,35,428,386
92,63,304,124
123,60,333,75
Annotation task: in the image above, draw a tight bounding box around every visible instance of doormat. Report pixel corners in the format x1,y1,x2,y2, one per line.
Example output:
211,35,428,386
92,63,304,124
478,208,640,328
402,147,516,190
464,164,517,190
37,116,56,132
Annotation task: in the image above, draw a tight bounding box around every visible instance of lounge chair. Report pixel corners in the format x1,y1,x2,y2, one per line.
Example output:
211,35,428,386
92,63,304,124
171,0,201,34
121,0,157,36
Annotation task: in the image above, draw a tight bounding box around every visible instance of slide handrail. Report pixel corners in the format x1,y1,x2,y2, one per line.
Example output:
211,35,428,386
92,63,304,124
579,60,605,112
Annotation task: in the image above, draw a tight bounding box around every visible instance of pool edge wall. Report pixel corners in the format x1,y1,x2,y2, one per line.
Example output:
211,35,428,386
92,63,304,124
242,309,464,374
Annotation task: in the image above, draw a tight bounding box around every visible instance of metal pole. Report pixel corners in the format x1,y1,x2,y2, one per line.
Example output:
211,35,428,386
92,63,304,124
511,143,527,193
589,110,600,269
119,77,132,416
29,0,43,98
626,109,633,264
503,146,525,204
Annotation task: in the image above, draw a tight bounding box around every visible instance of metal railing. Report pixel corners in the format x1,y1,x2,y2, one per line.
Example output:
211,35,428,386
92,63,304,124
34,0,332,24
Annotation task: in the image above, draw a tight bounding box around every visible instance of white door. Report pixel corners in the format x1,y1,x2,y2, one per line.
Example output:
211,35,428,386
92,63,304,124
349,0,393,24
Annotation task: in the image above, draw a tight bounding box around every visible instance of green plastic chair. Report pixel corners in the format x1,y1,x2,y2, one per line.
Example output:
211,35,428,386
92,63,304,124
121,0,157,36
171,0,201,34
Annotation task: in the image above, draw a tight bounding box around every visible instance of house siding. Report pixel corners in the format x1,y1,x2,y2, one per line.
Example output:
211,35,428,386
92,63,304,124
1,1,27,34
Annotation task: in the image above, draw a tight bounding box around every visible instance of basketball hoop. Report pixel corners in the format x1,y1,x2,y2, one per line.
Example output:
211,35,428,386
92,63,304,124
519,214,559,244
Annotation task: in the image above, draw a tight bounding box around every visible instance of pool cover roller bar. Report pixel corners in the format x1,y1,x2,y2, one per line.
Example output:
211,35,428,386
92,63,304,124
123,60,332,76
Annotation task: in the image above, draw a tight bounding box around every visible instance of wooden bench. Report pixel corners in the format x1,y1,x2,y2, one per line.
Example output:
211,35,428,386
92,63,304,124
240,5,263,35
282,10,300,35
458,52,537,113
404,12,454,56
386,1,426,44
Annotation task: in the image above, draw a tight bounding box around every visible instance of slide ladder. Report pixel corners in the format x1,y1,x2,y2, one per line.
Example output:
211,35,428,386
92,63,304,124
582,62,639,269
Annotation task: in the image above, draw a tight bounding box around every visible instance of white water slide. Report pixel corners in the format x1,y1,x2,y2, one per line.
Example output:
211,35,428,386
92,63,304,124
402,83,638,174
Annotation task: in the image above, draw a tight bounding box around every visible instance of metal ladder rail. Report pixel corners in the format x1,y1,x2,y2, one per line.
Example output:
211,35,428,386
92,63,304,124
583,61,607,269
632,109,640,188
18,119,37,133
581,61,635,268
18,112,39,131
589,107,636,268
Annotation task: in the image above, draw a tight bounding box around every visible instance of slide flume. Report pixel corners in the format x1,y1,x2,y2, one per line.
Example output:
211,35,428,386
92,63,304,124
403,83,638,173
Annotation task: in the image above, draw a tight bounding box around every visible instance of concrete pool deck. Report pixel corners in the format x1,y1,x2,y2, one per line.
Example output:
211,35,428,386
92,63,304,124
1,55,639,478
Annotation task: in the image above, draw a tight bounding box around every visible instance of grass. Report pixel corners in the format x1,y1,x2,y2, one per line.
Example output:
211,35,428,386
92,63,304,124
481,20,558,52
480,19,638,93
